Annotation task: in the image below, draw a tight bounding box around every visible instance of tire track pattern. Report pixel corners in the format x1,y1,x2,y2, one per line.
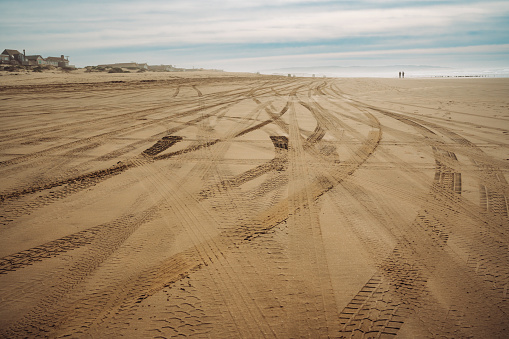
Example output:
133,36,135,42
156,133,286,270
0,98,294,273
142,136,183,157
334,102,509,338
0,79,437,338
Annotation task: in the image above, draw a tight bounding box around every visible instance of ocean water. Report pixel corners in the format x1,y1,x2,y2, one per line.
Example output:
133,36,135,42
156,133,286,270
263,67,509,78
404,68,509,78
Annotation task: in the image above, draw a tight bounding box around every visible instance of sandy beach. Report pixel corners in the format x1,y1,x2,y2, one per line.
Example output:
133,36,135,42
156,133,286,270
1,71,508,338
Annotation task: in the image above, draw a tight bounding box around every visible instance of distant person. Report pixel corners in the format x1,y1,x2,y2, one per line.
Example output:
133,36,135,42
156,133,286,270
402,71,405,78
399,71,401,78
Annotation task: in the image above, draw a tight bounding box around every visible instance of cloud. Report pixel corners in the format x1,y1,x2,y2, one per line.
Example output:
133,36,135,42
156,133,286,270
0,0,508,68
203,43,509,70
222,44,509,63
97,1,509,45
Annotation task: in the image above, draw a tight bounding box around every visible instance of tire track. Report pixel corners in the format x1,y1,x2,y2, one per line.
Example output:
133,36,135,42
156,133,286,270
286,101,339,337
0,102,240,228
367,106,508,222
1,182,163,337
142,136,183,156
0,85,292,276
0,79,279,174
0,100,241,204
335,103,509,337
191,84,203,97
172,85,180,97
1,79,390,338
54,138,281,337
0,93,239,170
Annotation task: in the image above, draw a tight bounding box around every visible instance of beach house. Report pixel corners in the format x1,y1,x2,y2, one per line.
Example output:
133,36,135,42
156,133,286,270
1,49,72,68
26,55,46,66
1,49,27,65
46,55,69,67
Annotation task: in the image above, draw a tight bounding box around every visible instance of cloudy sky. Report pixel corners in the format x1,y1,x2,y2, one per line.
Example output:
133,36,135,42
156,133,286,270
1,0,508,71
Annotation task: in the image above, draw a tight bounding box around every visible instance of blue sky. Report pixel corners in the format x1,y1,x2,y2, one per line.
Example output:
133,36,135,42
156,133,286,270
1,0,508,71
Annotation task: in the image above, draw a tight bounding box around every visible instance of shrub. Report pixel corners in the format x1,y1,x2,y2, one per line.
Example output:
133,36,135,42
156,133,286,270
108,67,124,73
61,66,75,73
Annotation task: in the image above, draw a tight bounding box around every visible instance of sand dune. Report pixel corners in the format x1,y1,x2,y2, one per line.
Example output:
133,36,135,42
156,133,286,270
0,72,508,338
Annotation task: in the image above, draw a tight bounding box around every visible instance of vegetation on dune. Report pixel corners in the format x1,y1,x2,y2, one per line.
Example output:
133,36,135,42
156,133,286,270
108,67,126,73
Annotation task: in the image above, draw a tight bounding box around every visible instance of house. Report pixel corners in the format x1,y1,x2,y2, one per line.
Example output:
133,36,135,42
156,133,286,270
45,57,59,66
1,49,27,65
1,49,73,68
26,55,46,66
46,55,69,67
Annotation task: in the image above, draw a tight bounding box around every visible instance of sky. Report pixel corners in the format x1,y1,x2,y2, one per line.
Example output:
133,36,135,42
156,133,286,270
1,0,508,72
